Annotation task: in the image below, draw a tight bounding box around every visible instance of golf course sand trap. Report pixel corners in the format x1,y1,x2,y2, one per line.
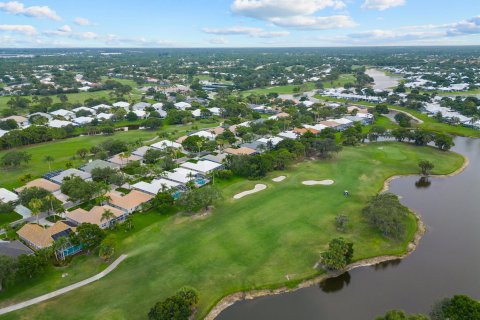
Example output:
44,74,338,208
302,179,334,186
272,176,286,182
233,184,267,199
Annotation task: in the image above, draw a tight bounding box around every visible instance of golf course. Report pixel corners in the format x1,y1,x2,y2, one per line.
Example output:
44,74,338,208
0,141,464,320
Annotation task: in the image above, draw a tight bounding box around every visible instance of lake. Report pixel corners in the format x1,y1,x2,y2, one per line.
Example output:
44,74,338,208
218,137,480,320
366,69,400,91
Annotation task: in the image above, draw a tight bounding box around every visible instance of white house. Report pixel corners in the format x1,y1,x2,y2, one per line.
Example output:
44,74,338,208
165,168,198,184
72,106,96,115
180,160,223,175
0,129,8,138
133,110,147,119
278,130,299,140
73,116,94,125
257,136,284,146
50,109,75,119
49,169,92,185
132,146,153,157
92,104,112,111
304,124,328,131
150,140,182,150
191,109,202,118
47,119,75,128
113,101,130,110
190,130,216,140
96,113,113,120
174,102,191,110
132,102,151,111
0,188,18,203
208,107,221,116
132,178,182,195
152,103,164,111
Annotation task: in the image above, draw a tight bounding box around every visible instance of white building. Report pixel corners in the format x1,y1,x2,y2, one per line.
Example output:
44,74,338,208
257,136,284,146
50,109,75,119
96,113,113,120
150,140,182,150
72,106,96,115
278,130,299,140
73,116,94,125
132,178,182,195
113,101,130,110
180,160,223,175
165,168,198,184
174,102,191,110
0,188,18,203
47,119,75,128
190,130,216,140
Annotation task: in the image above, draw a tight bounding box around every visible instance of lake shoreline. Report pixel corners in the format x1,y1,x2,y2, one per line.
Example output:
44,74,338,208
205,154,469,320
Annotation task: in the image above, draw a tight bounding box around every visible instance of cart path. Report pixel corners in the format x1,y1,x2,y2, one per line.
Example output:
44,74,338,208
0,254,128,316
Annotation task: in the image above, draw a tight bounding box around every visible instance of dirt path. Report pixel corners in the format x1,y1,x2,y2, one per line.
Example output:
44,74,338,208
0,254,128,316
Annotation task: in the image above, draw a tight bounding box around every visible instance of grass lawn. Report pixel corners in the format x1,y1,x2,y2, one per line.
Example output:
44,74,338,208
0,120,220,190
242,82,317,95
0,130,157,190
323,74,356,88
0,142,464,320
0,212,22,225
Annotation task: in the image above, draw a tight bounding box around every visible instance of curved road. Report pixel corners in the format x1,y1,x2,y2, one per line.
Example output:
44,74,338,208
0,254,128,316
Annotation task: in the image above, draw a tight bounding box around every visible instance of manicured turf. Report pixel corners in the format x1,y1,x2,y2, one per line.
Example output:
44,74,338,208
0,212,22,225
0,142,464,320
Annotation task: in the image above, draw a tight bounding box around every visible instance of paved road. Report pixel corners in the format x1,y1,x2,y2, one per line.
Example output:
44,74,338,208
0,254,128,316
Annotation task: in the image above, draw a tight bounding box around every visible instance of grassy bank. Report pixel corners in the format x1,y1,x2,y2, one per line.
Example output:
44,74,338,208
0,142,464,320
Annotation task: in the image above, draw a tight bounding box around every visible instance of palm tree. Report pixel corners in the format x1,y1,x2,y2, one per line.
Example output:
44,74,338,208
52,236,69,261
96,194,111,206
101,209,115,228
43,155,54,171
44,194,57,218
28,198,43,225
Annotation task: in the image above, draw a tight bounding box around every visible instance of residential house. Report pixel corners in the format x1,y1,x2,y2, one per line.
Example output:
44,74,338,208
96,113,113,121
50,109,75,119
132,102,151,111
107,190,153,214
73,116,94,125
180,160,223,175
132,178,184,196
48,169,92,185
190,130,216,140
150,140,182,150
47,119,75,128
132,146,153,158
257,137,284,147
72,106,96,115
92,104,112,112
17,221,82,259
174,102,191,110
293,127,320,135
0,188,18,204
165,168,199,185
224,147,257,156
79,159,120,174
107,153,143,167
15,178,61,193
112,101,130,110
3,115,29,128
66,205,126,229
0,129,8,138
278,130,299,140
241,141,268,152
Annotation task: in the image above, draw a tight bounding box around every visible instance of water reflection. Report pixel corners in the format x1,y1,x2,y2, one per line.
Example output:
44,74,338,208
372,259,402,271
415,177,431,188
319,272,351,293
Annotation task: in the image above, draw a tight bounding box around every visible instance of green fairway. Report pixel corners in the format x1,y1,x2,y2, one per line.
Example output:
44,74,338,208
323,74,356,88
0,142,464,320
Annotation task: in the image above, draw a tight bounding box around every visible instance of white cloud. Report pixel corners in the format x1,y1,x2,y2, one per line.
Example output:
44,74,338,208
208,37,228,44
0,24,36,35
74,17,91,26
58,25,72,33
73,31,98,40
231,0,345,18
0,1,61,20
361,0,405,11
343,16,480,44
230,0,353,29
269,15,356,29
202,26,289,37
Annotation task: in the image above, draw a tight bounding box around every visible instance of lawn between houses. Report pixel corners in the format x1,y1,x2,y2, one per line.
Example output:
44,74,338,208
0,142,464,320
0,121,219,190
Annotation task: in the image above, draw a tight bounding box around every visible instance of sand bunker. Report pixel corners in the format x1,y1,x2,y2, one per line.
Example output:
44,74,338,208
233,184,267,199
272,176,286,182
302,180,334,186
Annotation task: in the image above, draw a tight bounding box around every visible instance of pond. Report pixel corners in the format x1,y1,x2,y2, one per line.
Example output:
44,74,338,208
217,137,480,320
366,69,400,91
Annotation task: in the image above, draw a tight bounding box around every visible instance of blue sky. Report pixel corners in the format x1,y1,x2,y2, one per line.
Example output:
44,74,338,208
0,0,479,47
